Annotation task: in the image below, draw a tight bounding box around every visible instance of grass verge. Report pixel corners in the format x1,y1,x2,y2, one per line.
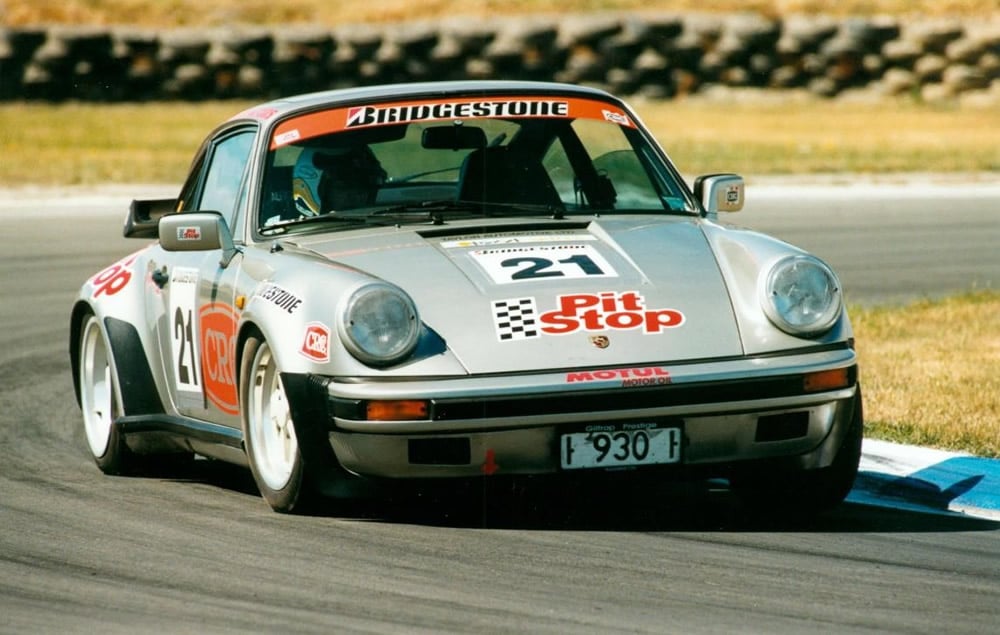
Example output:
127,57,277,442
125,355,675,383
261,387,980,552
4,0,998,26
2,98,999,185
853,291,1000,458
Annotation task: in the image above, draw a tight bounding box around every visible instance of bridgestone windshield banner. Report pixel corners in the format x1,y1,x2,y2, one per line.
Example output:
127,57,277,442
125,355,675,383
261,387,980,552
270,96,634,148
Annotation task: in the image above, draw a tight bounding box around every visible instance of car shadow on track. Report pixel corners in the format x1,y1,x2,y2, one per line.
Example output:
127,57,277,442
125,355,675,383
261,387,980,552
173,459,999,534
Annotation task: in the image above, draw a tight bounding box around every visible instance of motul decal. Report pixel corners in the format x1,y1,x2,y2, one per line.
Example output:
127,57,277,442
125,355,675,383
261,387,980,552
566,366,672,387
199,303,239,415
301,322,330,363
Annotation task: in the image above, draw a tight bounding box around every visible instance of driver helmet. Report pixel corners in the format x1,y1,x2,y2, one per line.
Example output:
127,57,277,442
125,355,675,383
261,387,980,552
292,145,385,215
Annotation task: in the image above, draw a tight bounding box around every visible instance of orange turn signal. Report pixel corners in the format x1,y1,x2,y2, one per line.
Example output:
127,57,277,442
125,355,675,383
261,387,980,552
365,400,430,421
803,368,850,393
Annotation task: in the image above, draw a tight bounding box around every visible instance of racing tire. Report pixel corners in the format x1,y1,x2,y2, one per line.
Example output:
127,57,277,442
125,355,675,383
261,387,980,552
78,313,134,475
731,389,864,516
240,332,313,513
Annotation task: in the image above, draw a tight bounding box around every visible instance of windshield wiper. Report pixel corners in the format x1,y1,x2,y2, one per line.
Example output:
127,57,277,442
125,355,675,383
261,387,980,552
455,199,568,220
259,213,374,235
262,199,570,234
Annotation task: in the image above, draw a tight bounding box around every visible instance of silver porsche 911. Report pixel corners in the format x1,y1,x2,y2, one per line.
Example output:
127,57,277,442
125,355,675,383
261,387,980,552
70,81,863,514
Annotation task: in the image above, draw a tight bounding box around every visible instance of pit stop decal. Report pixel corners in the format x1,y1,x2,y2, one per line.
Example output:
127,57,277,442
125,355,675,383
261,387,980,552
492,291,684,341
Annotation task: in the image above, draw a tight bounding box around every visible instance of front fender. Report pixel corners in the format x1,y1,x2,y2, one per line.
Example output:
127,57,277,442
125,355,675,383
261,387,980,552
236,266,461,379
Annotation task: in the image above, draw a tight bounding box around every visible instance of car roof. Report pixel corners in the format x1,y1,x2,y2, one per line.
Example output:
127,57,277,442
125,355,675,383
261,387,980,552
230,80,624,123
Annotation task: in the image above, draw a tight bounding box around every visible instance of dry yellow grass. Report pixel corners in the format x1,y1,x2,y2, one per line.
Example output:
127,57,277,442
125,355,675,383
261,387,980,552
636,97,1000,175
852,292,1000,457
2,98,999,185
3,0,999,26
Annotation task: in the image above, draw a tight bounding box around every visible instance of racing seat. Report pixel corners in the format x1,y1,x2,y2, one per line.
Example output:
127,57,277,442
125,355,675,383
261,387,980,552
457,146,562,208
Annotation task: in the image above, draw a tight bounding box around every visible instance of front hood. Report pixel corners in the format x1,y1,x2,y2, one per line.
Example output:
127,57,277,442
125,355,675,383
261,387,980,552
289,218,743,374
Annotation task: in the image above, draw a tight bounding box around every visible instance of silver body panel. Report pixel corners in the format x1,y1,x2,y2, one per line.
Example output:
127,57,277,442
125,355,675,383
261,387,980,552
70,81,861,495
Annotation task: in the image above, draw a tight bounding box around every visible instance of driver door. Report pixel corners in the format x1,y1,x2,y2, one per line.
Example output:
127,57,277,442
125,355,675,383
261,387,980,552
151,127,256,427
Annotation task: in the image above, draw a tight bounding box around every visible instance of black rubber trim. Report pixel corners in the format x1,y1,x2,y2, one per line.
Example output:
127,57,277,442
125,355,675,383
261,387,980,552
117,414,243,447
329,365,858,423
104,317,165,416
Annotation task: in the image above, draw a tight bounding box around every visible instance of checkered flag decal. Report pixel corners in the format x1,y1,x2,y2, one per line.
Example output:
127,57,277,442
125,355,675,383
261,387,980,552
492,297,539,341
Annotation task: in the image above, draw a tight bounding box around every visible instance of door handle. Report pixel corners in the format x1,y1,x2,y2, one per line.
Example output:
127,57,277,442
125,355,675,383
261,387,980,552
151,266,169,288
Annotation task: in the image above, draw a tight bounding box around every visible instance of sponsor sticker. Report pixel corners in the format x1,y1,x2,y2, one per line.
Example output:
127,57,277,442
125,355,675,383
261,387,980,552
233,106,278,121
441,233,597,249
566,366,672,387
270,96,636,148
346,100,570,129
301,322,331,362
492,297,539,342
90,251,141,298
274,129,301,147
602,109,631,126
199,303,239,415
471,243,616,284
177,226,201,241
256,283,302,314
492,291,684,341
169,268,202,394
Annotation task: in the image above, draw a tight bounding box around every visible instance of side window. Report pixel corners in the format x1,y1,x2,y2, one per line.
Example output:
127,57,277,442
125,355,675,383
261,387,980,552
196,130,256,224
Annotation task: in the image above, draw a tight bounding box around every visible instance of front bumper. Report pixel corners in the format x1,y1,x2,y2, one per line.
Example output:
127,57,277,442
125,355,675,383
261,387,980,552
306,347,859,480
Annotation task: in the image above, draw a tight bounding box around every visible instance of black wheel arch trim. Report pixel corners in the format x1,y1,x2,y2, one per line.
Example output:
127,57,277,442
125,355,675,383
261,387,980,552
69,304,165,416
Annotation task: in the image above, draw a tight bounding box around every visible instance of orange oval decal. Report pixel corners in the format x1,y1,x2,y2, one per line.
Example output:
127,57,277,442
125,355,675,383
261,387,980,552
199,303,239,415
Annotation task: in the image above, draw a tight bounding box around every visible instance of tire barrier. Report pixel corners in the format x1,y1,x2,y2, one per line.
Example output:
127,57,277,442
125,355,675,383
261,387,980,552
2,13,998,102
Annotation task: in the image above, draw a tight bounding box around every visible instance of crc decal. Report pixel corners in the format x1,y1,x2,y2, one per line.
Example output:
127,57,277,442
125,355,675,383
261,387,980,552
492,291,684,341
472,244,616,284
199,303,239,415
256,284,302,313
566,367,672,387
90,251,140,298
301,322,331,362
168,267,201,393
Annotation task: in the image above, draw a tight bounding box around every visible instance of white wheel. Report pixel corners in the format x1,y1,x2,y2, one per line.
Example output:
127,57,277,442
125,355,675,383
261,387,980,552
241,333,308,512
78,313,131,473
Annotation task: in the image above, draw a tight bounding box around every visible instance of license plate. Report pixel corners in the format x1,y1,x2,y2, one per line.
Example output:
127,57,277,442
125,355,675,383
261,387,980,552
560,425,682,470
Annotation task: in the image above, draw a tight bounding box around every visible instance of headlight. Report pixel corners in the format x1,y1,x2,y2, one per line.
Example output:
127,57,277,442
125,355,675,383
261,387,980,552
339,283,420,366
761,255,842,336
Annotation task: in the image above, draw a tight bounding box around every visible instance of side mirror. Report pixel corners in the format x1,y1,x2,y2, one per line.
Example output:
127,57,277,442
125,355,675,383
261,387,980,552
124,198,178,238
158,212,238,267
693,173,744,216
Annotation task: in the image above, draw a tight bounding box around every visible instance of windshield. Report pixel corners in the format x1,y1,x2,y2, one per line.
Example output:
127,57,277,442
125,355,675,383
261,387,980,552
257,95,694,232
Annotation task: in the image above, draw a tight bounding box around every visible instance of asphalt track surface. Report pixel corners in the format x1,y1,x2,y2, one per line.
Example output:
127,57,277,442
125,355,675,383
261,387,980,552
1,182,998,634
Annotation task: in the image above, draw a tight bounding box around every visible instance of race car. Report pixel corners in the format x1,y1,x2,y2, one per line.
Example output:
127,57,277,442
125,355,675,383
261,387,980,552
70,80,863,514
